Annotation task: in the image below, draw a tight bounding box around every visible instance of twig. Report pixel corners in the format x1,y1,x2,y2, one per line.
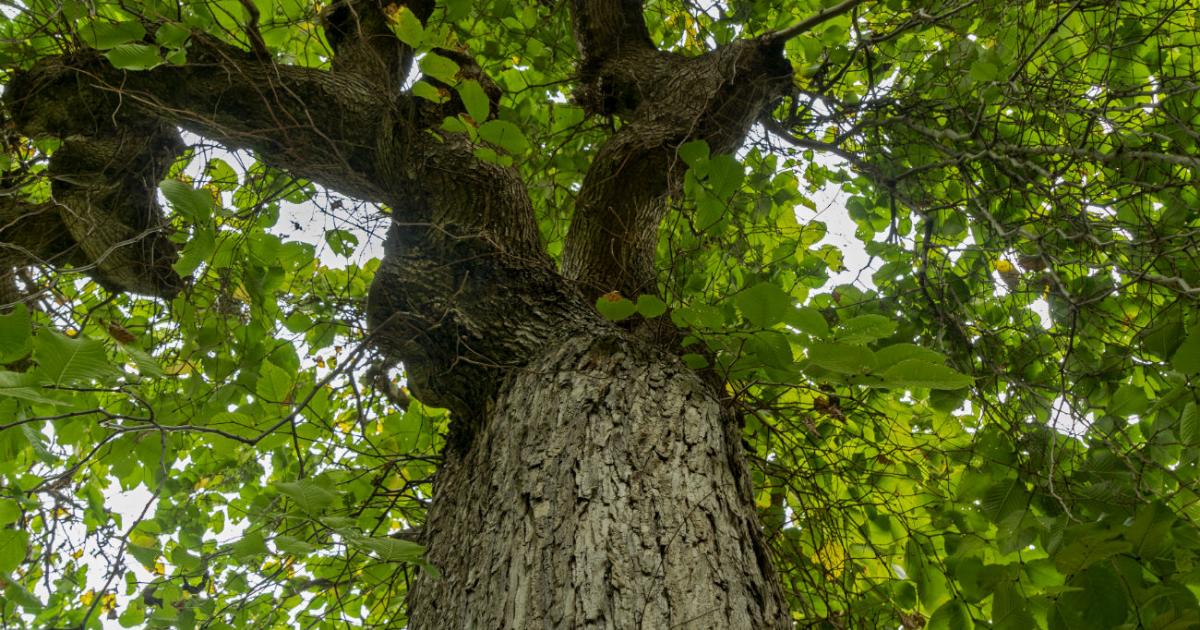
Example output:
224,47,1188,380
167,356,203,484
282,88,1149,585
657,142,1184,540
763,0,870,44
237,0,271,60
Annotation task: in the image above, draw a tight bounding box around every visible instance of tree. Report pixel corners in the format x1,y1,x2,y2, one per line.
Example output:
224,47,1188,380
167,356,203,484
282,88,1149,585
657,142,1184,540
0,0,1198,627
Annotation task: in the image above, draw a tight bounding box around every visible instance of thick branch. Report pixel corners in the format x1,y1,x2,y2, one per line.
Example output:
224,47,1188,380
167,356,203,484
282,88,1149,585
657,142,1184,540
0,199,84,271
563,41,792,300
48,124,186,297
0,116,184,299
570,0,670,116
323,0,434,93
6,39,392,201
5,30,589,437
571,0,654,70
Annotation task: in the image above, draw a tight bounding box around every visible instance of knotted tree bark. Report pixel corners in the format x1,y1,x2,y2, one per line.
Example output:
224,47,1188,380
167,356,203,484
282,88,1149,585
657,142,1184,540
0,0,831,625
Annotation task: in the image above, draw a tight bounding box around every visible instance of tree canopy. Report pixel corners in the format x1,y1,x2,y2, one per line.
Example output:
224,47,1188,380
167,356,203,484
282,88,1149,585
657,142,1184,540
0,0,1198,628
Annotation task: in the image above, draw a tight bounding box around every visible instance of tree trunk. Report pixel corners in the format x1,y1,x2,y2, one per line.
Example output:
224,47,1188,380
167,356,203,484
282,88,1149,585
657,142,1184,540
408,331,790,628
1,4,800,625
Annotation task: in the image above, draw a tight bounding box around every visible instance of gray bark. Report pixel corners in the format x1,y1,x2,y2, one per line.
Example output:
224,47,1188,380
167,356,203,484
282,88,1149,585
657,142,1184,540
1,1,804,625
408,332,789,629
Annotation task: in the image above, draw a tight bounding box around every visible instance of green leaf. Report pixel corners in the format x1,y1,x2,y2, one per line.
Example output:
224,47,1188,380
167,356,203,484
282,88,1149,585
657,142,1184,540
118,345,166,378
457,79,490,122
1108,384,1149,417
678,140,710,167
927,598,973,630
275,480,336,515
389,6,425,48
785,307,828,337
230,531,268,559
0,499,19,526
33,331,116,386
174,224,215,276
735,282,792,328
478,120,529,154
257,362,294,402
160,180,216,220
743,331,793,370
0,372,65,405
1054,534,1132,575
0,304,32,363
1182,402,1200,448
681,353,708,369
419,53,460,84
635,295,668,318
79,20,146,49
836,314,897,344
325,229,359,257
992,580,1036,630
411,80,447,103
155,22,191,48
874,343,946,366
346,535,426,562
0,529,28,575
805,342,878,374
274,535,317,555
444,0,471,21
969,60,999,82
1050,565,1129,629
879,360,973,390
1170,331,1200,374
104,44,161,70
705,155,744,198
596,295,637,322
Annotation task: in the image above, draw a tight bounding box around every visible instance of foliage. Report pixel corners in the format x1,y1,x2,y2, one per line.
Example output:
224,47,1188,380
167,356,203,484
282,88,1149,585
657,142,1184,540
0,0,1197,628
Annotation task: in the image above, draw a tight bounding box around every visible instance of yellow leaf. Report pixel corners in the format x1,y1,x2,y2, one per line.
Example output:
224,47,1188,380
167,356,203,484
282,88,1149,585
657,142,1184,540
384,473,404,491
71,549,84,559
203,183,222,205
130,531,157,548
80,589,96,606
163,360,195,376
153,558,166,576
812,541,847,577
993,259,1015,273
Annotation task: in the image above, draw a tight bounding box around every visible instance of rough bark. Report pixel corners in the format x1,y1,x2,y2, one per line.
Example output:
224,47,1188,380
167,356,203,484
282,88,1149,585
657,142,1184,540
562,0,793,301
408,331,789,628
0,0,806,625
563,40,793,300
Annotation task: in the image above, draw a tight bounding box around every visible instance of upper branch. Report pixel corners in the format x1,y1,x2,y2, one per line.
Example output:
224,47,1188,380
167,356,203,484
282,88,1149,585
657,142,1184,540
4,22,593,431
764,0,870,44
563,0,794,299
571,0,655,69
570,0,670,116
6,36,393,201
323,0,434,94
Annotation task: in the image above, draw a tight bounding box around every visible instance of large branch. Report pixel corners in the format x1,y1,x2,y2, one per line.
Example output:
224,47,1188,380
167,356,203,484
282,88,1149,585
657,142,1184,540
563,3,793,299
323,0,434,93
4,28,593,430
569,0,670,117
6,38,392,201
